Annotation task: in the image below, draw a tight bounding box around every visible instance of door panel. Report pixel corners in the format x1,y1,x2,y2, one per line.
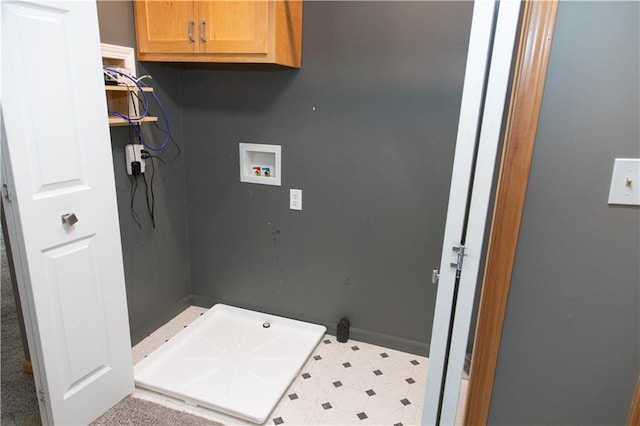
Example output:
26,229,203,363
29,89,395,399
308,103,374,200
421,1,498,422
442,2,522,424
44,236,111,394
2,1,134,424
422,0,521,424
198,1,268,54
10,4,87,190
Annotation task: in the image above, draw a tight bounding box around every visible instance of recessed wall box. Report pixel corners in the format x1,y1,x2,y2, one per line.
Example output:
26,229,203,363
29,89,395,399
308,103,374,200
239,143,281,186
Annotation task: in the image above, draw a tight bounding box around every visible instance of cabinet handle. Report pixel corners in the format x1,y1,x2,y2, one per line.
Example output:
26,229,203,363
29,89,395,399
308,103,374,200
188,20,195,42
200,20,207,42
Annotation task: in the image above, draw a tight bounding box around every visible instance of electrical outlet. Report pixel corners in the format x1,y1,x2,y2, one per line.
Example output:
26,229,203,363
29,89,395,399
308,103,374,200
290,189,302,211
125,144,145,175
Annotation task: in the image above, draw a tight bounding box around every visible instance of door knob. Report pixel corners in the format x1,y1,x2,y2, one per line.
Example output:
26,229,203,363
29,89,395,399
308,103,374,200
61,213,78,227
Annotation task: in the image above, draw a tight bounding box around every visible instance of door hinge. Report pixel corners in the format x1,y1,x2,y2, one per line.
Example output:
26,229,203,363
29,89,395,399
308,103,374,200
432,269,440,285
2,183,11,203
38,389,46,403
450,245,466,272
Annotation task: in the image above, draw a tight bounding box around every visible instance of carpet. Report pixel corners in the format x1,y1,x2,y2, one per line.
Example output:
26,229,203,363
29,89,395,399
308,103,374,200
1,227,40,426
92,396,224,426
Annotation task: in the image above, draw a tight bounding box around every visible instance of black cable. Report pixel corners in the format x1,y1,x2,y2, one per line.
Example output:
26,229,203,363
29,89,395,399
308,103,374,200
126,106,144,229
151,121,182,164
142,159,156,229
126,90,177,231
150,157,156,227
129,175,142,229
126,104,141,148
129,92,145,144
129,91,139,116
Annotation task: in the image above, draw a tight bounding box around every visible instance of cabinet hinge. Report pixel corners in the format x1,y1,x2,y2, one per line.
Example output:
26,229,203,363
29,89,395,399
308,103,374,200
38,389,46,403
432,269,440,285
450,245,466,272
2,183,11,203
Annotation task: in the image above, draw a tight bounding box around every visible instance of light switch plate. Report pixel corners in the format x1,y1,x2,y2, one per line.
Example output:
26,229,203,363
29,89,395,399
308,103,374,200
608,158,640,205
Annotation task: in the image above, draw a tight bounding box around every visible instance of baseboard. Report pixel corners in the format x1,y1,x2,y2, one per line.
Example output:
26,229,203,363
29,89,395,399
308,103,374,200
189,294,222,309
130,295,192,346
189,295,429,357
347,326,429,357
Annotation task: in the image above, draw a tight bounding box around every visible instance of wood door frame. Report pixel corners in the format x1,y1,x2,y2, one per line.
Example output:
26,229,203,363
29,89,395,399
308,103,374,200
629,377,640,426
464,0,559,423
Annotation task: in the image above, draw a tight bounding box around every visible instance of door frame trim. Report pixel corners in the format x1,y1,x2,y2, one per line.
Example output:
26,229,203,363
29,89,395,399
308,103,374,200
464,0,559,423
628,377,640,426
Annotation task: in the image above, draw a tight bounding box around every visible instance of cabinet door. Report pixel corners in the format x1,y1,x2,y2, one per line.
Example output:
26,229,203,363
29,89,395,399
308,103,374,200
198,1,269,54
134,0,198,54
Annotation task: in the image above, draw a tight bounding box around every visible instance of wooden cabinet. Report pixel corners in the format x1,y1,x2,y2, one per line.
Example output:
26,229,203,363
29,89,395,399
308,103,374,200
133,0,302,68
134,1,198,55
199,1,269,54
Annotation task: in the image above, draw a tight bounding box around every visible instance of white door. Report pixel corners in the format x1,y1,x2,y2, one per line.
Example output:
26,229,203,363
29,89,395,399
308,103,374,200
1,1,134,425
423,1,522,424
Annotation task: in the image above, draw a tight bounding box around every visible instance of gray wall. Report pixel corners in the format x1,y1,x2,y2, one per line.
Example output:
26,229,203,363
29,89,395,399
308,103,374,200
97,1,192,344
489,2,640,424
95,1,640,420
180,1,473,354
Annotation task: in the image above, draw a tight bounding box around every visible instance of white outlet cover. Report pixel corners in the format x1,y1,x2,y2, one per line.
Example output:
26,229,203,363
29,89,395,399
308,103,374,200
608,158,640,206
290,189,302,211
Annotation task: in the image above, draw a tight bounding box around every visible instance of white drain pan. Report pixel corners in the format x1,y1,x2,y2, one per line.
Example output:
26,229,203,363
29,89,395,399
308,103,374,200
134,304,326,424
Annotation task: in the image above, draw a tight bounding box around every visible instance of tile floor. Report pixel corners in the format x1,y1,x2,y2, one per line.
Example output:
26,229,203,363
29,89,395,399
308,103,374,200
132,306,468,425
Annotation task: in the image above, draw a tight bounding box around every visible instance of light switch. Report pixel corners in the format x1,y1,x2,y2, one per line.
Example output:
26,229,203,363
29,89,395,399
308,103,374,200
608,158,640,206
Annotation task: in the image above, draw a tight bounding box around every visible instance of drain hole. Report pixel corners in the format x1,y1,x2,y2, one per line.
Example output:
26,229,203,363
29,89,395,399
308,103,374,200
263,322,271,329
